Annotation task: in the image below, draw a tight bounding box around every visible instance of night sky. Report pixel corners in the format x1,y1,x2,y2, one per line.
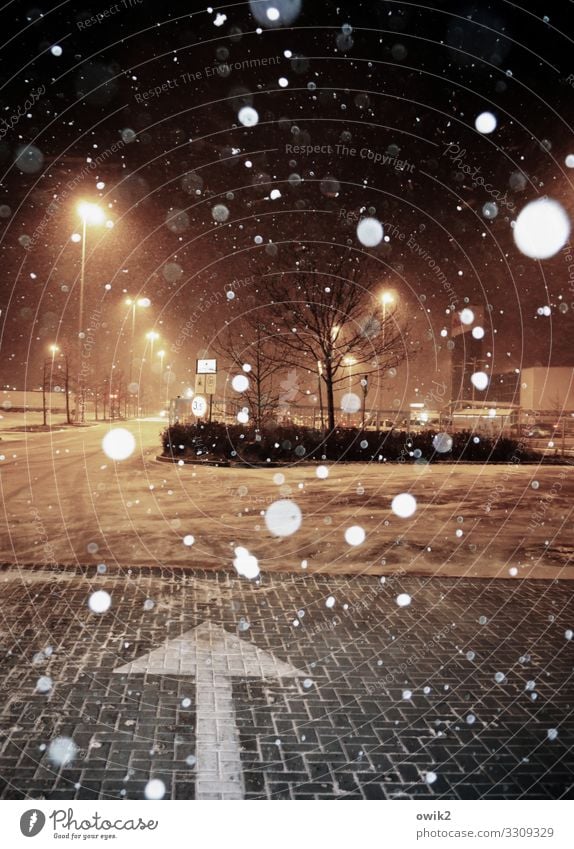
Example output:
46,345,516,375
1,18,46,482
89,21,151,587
0,0,572,404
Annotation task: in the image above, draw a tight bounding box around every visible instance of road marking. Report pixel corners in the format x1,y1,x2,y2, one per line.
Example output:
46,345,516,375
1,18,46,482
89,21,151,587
113,621,304,799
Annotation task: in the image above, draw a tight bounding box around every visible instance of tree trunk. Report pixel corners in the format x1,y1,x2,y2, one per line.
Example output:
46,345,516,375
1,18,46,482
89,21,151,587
257,375,263,431
42,362,47,427
325,369,335,431
65,365,72,425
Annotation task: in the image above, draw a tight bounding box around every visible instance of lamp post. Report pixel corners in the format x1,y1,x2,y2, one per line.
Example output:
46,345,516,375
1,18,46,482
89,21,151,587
145,331,159,414
157,349,166,410
343,355,356,392
381,291,394,351
165,364,172,412
125,296,150,417
43,344,60,426
361,375,369,429
317,360,325,432
76,201,104,423
343,355,356,427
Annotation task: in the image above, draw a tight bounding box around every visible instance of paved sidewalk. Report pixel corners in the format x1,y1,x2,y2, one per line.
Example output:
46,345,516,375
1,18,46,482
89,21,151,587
0,566,572,800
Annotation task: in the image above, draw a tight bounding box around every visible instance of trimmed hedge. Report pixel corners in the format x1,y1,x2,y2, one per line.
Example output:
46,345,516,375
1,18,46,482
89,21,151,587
161,422,537,464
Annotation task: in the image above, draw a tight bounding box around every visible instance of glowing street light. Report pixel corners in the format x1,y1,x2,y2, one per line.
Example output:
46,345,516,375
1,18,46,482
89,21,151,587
146,330,160,350
48,343,59,357
126,296,151,309
77,201,105,225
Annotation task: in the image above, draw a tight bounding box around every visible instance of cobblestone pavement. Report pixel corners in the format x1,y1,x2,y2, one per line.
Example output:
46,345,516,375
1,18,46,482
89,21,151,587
0,566,573,800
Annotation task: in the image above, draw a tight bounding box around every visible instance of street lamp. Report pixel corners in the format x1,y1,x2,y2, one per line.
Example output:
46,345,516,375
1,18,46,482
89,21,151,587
43,344,60,427
75,201,105,423
163,363,172,411
380,290,395,352
145,331,160,415
146,330,160,356
342,355,356,426
157,349,166,409
343,355,356,391
317,360,325,432
360,375,369,429
125,296,151,417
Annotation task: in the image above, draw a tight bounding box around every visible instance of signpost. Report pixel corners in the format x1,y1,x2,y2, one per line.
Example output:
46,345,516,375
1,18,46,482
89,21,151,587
196,358,217,374
196,358,217,421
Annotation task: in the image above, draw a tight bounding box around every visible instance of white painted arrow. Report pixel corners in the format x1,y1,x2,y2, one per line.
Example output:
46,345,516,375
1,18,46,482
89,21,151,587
113,621,304,799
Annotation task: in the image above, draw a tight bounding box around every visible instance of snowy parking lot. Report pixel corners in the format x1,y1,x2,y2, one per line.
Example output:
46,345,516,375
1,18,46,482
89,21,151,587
0,420,572,580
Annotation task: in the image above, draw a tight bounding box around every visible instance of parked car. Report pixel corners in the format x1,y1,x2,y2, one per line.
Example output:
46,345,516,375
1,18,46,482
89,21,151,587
524,423,556,438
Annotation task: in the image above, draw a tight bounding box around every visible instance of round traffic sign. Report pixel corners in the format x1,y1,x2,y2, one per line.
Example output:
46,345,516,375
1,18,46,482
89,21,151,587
191,395,207,418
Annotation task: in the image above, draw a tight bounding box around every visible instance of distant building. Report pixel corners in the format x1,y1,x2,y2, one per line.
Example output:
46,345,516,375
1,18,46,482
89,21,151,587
487,370,521,405
520,366,574,412
449,306,486,403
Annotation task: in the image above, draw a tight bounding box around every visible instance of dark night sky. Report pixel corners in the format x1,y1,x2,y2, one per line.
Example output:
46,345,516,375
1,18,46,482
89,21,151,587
0,0,573,403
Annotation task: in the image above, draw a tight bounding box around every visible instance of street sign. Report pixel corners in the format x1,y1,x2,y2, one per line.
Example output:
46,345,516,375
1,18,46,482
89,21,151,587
191,395,207,417
196,358,217,374
205,373,216,395
195,374,216,395
114,621,303,799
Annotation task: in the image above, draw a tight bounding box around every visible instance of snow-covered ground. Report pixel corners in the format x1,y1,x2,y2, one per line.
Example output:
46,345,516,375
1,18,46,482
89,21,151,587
0,409,70,433
0,420,572,580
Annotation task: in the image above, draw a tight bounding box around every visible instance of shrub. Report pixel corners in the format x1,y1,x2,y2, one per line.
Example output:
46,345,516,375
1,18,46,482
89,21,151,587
161,423,536,464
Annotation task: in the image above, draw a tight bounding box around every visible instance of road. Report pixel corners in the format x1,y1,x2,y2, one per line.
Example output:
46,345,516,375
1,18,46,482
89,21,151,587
0,419,572,578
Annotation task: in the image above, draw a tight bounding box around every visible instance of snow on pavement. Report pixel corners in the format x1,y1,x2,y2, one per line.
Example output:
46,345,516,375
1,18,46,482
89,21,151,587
0,421,571,579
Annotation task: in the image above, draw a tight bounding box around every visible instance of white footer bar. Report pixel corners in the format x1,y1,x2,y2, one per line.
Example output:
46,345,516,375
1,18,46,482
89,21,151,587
2,799,571,848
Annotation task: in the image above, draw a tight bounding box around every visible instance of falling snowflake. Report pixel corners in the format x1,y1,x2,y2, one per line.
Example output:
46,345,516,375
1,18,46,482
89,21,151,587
47,737,77,766
265,499,302,537
144,779,166,799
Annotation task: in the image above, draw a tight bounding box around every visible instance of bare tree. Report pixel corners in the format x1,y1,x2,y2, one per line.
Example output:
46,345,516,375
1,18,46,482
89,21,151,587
257,250,414,431
214,318,282,429
49,343,74,425
109,368,128,419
